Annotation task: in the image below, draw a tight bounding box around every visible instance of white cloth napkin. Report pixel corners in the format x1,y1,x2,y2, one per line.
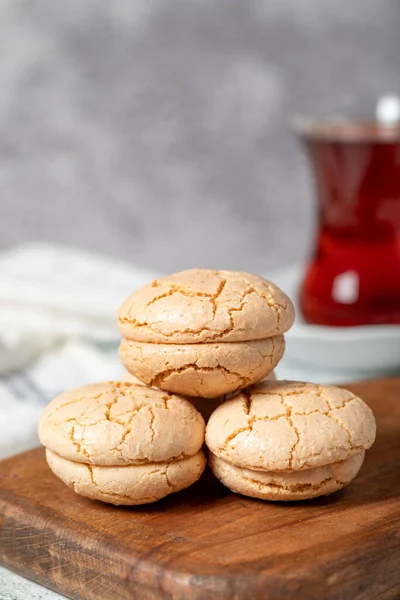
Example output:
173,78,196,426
0,244,158,459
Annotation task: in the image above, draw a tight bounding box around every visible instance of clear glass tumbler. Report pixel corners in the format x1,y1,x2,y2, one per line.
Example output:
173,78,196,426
296,97,400,326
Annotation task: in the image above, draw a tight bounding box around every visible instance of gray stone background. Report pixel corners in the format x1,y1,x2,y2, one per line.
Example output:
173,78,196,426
1,0,399,274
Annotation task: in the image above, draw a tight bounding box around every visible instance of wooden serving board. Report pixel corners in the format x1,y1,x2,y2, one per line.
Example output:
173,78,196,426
1,378,400,600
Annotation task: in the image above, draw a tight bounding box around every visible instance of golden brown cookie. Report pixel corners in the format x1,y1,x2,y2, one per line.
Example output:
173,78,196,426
119,335,284,398
206,380,376,501
209,451,365,501
39,382,206,505
39,382,205,466
118,269,294,344
47,449,206,506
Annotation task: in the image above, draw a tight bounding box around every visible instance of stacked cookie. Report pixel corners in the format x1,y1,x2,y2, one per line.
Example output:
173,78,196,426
38,382,206,505
118,269,294,402
38,268,376,505
206,380,376,501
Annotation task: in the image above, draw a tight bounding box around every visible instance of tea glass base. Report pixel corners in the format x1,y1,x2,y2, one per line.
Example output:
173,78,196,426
269,264,400,379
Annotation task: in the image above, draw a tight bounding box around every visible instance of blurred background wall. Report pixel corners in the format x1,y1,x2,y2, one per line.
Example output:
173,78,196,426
1,0,399,274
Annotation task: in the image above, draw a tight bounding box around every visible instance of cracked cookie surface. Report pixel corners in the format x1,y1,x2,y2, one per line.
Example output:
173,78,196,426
209,451,365,501
46,449,206,506
119,336,284,398
38,381,205,466
118,269,295,344
205,380,376,472
121,370,277,421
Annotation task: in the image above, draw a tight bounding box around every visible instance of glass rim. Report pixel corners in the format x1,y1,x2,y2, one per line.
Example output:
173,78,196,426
292,114,400,142
292,94,400,142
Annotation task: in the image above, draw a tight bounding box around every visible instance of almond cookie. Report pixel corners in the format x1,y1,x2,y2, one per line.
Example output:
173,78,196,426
39,382,206,505
206,380,376,501
118,269,294,344
119,336,284,398
209,452,365,501
46,448,206,506
118,269,291,397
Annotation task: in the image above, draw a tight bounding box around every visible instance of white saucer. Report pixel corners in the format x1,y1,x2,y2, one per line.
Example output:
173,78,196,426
269,265,400,382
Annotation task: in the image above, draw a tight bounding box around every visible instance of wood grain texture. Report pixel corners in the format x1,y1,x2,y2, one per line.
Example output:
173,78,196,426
1,377,400,600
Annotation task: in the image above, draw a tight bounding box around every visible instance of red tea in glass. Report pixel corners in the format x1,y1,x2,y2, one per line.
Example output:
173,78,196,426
298,120,400,326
